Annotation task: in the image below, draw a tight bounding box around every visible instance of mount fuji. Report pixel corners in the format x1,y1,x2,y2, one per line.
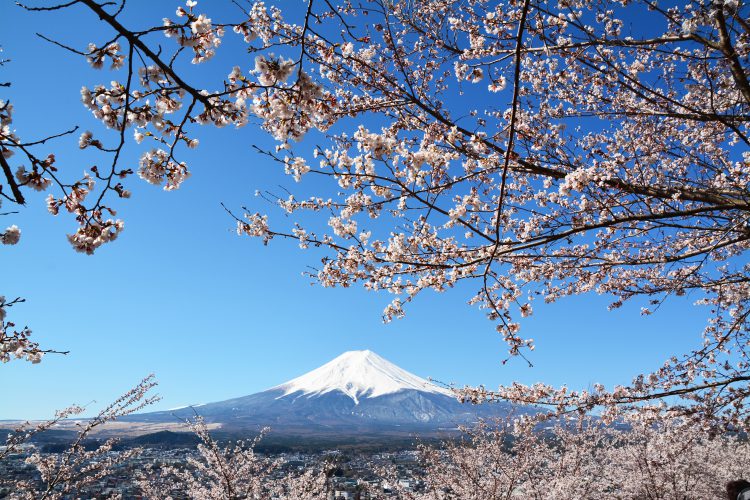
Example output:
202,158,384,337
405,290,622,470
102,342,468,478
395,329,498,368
126,350,526,437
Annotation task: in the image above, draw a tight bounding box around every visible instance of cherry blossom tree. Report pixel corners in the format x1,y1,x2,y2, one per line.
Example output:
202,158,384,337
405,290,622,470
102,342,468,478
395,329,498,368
1,375,158,499
0,376,335,498
4,0,750,428
602,419,750,499
137,417,333,499
389,417,750,499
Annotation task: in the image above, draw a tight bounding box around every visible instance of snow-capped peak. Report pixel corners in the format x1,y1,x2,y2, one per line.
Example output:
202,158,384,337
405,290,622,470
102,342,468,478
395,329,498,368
272,350,453,404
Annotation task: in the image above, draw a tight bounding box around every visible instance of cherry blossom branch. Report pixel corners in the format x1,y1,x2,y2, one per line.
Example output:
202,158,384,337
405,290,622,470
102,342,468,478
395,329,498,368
0,154,24,204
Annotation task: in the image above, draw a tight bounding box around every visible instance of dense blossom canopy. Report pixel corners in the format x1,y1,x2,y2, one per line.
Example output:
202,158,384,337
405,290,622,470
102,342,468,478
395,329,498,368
5,401,748,499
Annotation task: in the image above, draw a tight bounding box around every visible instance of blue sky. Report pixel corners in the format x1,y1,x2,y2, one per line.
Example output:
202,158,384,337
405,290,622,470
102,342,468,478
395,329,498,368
1,1,710,419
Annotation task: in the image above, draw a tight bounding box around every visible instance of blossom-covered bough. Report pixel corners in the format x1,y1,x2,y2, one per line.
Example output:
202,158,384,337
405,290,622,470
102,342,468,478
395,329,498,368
138,417,333,499
5,0,750,430
1,375,158,499
0,296,54,364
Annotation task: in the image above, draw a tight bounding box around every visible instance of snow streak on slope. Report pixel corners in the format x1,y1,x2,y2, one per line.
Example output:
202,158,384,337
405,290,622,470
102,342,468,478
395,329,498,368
272,350,454,404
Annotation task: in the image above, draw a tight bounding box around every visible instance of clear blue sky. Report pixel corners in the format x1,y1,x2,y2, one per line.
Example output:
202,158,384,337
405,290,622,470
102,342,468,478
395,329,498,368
1,1,709,419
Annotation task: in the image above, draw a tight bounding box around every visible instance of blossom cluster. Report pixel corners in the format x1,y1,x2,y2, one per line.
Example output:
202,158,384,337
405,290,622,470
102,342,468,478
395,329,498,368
0,295,41,364
138,148,190,190
0,225,20,246
163,1,224,65
86,42,125,70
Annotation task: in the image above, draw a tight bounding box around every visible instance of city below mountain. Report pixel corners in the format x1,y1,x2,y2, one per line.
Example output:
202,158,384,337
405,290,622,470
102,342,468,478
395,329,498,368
123,350,526,441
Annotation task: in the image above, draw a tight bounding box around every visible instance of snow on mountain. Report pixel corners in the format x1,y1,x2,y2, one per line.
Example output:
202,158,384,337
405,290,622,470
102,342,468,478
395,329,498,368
272,350,454,404
166,403,205,411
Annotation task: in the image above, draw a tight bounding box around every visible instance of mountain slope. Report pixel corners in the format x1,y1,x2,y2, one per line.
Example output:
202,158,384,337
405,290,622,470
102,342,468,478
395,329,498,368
127,350,526,435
